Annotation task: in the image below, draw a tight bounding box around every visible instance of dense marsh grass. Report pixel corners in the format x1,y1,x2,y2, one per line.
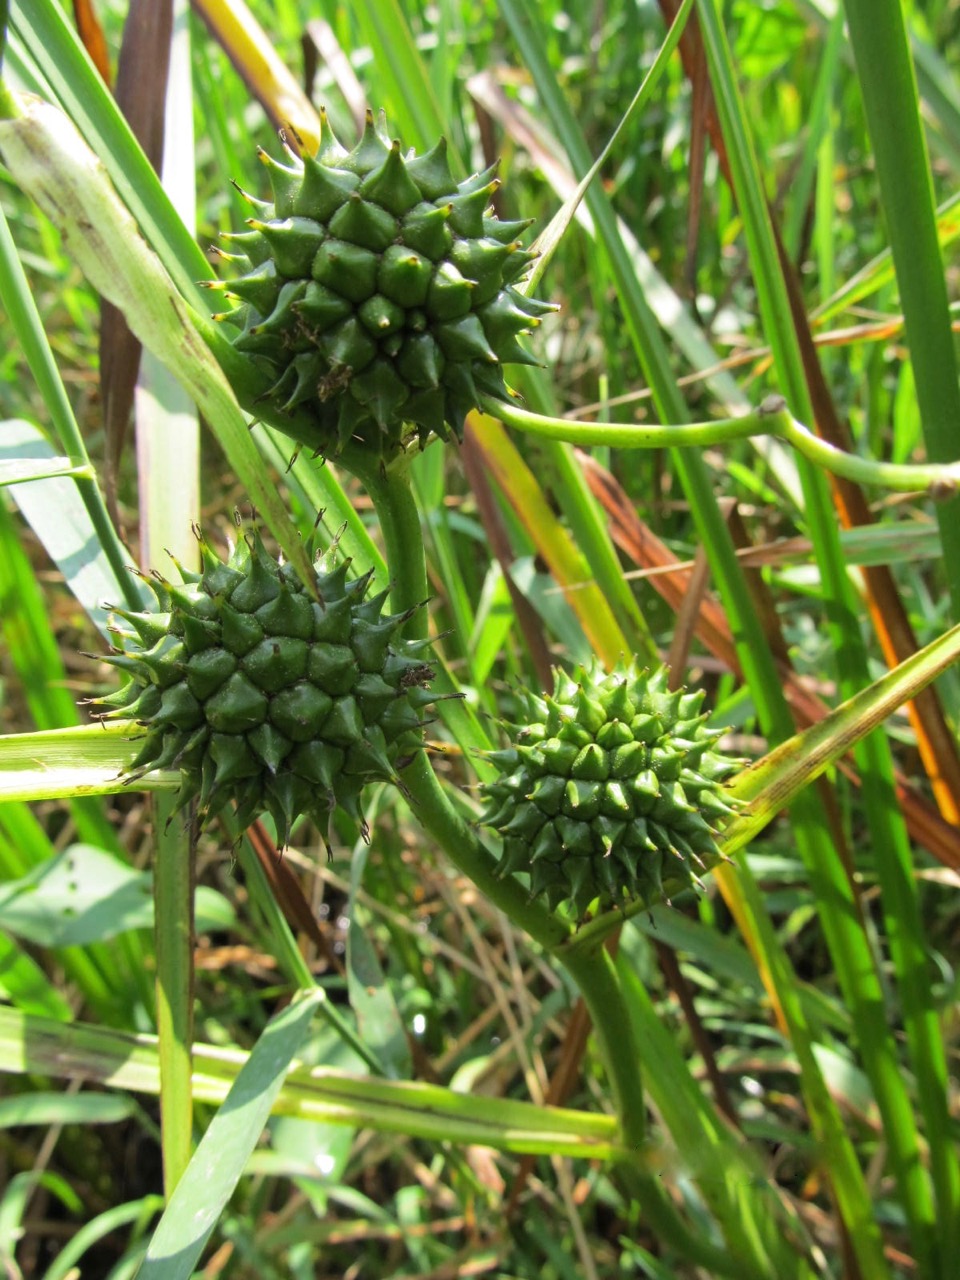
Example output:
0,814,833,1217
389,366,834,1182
1,2,959,1276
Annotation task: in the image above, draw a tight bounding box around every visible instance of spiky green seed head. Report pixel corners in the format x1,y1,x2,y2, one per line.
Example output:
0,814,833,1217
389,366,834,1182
480,662,740,917
210,109,554,464
95,532,436,848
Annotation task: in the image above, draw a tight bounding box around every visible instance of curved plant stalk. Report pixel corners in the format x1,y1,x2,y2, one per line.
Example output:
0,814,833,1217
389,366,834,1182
346,450,819,1278
487,394,960,496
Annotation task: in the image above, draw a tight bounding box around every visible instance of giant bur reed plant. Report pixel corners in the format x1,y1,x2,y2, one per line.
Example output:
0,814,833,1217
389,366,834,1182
1,0,960,1276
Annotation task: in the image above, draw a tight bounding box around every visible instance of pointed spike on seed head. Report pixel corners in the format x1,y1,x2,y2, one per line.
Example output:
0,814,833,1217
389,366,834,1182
488,336,541,368
342,109,391,175
350,358,410,429
457,161,501,195
359,142,423,216
316,106,348,162
292,152,360,220
498,836,540,880
230,178,270,210
404,136,456,200
436,314,498,364
224,259,281,315
482,215,534,245
256,147,303,217
109,607,171,648
208,244,244,263
400,201,454,260
573,687,606,735
564,856,599,913
447,180,499,237
219,227,272,267
330,192,399,253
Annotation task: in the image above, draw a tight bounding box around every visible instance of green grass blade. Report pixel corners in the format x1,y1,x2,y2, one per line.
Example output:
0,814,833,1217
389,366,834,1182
138,989,325,1279
0,1003,621,1155
698,7,959,1269
616,933,821,1280
0,722,171,802
0,455,92,485
0,806,145,1022
0,201,144,612
351,0,447,151
0,420,133,637
0,928,72,1020
0,90,313,591
40,1196,164,1280
8,0,210,303
842,0,960,622
725,620,960,849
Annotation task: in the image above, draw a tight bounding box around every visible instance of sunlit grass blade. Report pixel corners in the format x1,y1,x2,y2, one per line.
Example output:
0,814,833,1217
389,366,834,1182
811,193,960,326
191,0,320,145
7,0,209,303
698,8,960,1270
40,1196,164,1280
0,1002,622,1156
842,0,960,624
0,420,135,638
0,90,313,591
0,929,72,1020
0,203,144,613
471,414,629,666
724,620,960,851
0,805,148,1023
0,722,172,803
525,0,695,294
351,0,447,151
0,454,93,485
616,933,834,1280
138,988,324,1280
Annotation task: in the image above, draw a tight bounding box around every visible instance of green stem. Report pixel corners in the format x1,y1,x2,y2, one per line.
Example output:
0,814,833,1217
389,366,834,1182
153,794,194,1196
485,395,960,496
344,450,570,954
347,450,742,1275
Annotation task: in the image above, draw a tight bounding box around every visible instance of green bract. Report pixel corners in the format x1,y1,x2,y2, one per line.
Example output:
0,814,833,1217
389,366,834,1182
210,109,554,463
95,533,436,847
480,663,740,916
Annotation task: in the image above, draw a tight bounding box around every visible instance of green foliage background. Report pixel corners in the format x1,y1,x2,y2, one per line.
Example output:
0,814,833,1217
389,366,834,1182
1,1,960,1277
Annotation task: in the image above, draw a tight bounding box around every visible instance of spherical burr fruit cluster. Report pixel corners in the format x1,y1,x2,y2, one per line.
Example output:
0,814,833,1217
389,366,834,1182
480,663,739,915
96,532,436,847
214,110,554,462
